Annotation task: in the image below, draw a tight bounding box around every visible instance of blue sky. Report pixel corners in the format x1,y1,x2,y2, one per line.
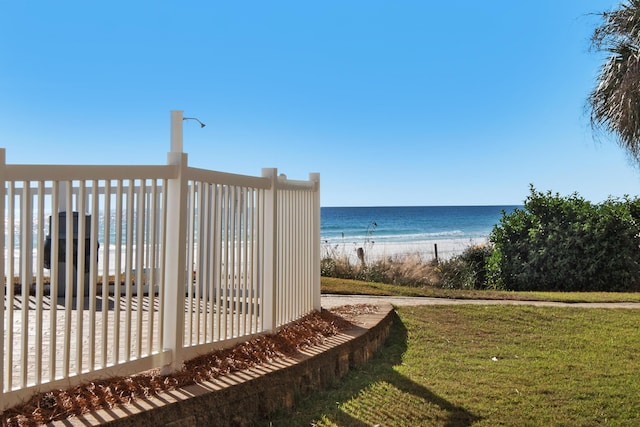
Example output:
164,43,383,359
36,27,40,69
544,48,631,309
1,0,637,206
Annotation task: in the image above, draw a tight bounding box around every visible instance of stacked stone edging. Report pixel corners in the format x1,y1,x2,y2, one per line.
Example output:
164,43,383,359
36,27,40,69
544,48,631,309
57,304,395,427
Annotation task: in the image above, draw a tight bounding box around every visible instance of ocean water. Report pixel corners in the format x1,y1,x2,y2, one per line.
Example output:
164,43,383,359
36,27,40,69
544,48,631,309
16,205,520,248
320,205,521,246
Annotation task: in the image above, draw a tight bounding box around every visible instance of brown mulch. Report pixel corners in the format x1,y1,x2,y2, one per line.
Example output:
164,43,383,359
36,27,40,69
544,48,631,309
1,304,379,427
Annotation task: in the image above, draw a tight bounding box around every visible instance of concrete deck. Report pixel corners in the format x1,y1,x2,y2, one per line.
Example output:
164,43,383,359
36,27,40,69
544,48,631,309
3,294,259,391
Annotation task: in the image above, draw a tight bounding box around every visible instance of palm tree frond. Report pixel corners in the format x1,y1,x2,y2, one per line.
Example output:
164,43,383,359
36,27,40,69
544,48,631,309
589,1,640,163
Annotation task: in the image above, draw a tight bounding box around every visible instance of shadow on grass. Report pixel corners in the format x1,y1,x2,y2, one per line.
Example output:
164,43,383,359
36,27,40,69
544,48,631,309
263,311,481,427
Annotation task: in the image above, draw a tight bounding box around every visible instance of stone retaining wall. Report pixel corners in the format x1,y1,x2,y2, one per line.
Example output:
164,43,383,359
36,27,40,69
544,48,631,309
59,304,395,427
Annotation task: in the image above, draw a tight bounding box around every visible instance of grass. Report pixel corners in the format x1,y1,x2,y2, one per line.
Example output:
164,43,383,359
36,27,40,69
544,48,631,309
321,276,640,303
263,305,640,426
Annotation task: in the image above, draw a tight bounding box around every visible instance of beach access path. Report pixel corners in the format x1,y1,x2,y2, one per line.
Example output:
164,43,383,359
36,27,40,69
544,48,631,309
320,294,640,310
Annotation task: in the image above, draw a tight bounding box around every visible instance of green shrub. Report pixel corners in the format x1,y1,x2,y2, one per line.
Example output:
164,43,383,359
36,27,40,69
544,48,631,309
488,186,640,292
438,244,493,289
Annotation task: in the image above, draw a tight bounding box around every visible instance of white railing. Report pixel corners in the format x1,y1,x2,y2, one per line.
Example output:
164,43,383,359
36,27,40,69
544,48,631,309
0,111,321,412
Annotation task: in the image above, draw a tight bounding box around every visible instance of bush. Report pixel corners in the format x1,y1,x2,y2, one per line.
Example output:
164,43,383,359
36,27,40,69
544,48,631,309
488,186,640,292
438,244,494,289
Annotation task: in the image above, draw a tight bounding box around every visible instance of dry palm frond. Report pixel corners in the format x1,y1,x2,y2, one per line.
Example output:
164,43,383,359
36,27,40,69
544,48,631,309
589,0,640,162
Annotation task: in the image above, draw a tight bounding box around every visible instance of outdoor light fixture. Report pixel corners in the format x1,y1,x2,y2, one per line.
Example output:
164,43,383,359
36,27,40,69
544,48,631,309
183,117,206,128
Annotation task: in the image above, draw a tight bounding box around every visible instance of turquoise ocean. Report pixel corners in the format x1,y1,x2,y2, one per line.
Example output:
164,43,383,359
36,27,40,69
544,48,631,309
320,205,521,248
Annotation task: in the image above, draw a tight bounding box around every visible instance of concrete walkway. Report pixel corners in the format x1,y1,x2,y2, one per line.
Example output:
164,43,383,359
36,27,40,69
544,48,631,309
321,294,640,310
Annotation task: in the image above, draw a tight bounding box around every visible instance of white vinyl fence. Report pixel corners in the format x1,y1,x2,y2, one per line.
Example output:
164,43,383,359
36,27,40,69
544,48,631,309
0,112,321,412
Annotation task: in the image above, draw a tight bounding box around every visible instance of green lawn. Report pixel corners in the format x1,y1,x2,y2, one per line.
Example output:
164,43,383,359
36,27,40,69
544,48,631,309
321,276,640,303
263,305,640,426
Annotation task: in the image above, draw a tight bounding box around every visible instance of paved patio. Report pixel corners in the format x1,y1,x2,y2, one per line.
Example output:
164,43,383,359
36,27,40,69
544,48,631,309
4,294,260,390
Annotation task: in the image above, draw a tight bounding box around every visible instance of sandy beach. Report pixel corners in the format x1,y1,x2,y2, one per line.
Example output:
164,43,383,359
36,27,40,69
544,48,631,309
321,237,489,263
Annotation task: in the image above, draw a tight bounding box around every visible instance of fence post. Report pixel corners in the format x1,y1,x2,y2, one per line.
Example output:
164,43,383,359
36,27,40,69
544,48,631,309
161,111,189,374
262,168,278,331
170,110,183,153
0,148,5,406
310,172,321,312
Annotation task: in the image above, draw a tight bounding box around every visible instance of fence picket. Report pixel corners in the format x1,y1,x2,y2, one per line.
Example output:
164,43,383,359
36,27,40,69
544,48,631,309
1,144,319,412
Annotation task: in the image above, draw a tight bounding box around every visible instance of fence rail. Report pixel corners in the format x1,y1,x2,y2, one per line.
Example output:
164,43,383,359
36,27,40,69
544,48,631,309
1,113,321,412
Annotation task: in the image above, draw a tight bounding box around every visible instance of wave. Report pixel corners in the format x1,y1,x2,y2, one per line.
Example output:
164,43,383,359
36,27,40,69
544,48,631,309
320,229,483,244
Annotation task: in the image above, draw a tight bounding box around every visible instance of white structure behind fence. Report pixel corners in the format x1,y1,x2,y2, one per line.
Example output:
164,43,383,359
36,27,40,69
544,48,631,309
0,111,321,412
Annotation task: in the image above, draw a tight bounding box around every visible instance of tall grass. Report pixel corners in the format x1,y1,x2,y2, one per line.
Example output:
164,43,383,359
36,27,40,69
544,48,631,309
321,243,491,290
